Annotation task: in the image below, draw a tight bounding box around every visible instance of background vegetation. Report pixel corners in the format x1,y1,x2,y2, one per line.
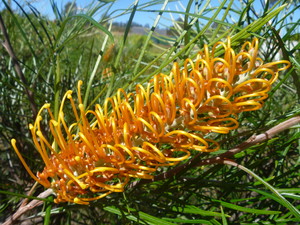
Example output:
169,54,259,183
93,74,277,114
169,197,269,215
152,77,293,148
0,0,299,224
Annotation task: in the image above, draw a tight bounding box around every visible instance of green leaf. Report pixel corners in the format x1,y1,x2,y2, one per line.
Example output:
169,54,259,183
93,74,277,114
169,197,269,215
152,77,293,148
0,190,53,202
220,206,228,225
210,219,222,225
250,188,282,202
99,0,116,2
70,14,114,41
137,210,176,225
163,217,213,224
237,165,300,219
280,193,300,201
213,200,281,215
277,188,300,193
253,176,275,186
172,205,230,217
44,196,53,225
232,3,288,42
56,13,113,46
104,206,176,225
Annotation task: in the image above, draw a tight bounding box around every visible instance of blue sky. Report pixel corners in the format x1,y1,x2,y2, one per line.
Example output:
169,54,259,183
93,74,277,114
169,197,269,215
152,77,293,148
14,0,192,27
1,0,299,29
0,0,235,28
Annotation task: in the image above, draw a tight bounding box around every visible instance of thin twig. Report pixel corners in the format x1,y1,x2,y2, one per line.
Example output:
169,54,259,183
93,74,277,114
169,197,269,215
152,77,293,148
0,13,38,118
221,115,300,158
20,182,39,208
3,189,54,225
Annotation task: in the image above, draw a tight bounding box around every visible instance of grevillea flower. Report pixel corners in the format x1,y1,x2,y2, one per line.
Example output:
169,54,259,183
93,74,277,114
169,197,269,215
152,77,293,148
12,37,290,205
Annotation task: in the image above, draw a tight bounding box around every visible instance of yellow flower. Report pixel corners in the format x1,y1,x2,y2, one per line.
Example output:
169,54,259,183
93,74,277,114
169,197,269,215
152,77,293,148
11,37,290,205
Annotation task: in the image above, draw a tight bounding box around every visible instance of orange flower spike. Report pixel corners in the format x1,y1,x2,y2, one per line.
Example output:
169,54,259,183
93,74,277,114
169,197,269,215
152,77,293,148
11,37,290,204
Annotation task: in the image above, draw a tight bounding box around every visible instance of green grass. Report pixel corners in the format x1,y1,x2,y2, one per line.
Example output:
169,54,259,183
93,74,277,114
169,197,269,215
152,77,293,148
0,0,299,224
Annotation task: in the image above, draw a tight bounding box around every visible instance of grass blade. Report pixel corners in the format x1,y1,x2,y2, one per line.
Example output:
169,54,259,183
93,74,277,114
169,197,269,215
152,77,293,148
172,205,230,217
213,200,281,215
224,161,300,220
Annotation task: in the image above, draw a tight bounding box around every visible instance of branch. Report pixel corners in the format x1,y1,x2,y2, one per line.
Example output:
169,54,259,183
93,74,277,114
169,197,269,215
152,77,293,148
220,115,300,158
3,189,53,225
0,13,38,118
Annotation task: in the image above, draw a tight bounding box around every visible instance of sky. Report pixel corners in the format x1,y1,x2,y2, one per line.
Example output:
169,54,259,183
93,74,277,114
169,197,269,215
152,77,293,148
0,0,235,28
1,0,299,29
8,0,193,27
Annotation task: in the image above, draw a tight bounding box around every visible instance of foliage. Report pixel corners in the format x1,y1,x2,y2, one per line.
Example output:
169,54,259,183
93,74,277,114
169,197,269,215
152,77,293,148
0,0,299,224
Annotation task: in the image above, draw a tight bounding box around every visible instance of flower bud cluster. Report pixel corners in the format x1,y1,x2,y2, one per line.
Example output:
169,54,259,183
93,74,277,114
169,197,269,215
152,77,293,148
12,37,290,204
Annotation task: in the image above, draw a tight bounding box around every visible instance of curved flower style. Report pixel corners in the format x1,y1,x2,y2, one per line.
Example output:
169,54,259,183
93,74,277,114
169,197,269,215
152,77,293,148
12,37,290,205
